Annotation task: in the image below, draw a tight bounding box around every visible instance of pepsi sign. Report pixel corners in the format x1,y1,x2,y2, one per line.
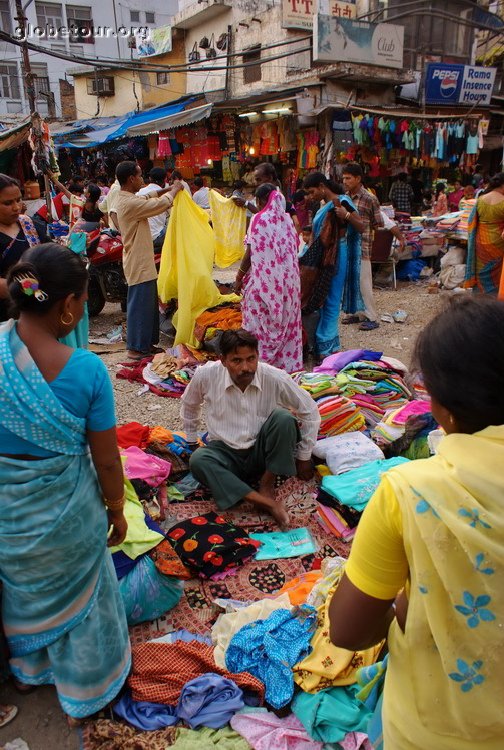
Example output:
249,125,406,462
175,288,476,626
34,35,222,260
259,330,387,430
425,63,496,106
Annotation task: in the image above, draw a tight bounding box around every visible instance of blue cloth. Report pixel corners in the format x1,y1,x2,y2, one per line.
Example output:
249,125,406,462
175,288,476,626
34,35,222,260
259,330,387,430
250,528,316,560
0,320,130,718
177,672,244,729
152,629,213,646
0,343,116,457
355,654,388,750
118,555,184,626
60,232,90,349
312,198,362,356
292,684,372,743
114,691,178,730
321,457,410,511
0,320,88,455
225,606,317,709
127,279,159,354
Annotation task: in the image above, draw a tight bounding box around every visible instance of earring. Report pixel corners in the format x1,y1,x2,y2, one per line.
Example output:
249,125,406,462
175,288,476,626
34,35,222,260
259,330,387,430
60,312,74,326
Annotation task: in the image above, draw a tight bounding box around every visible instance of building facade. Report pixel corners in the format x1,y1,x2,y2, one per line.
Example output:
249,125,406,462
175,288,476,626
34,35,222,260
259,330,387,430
0,0,177,119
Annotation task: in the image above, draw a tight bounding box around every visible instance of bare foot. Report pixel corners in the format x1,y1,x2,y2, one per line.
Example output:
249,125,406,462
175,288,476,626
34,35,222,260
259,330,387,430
245,490,290,529
259,470,276,501
67,715,87,729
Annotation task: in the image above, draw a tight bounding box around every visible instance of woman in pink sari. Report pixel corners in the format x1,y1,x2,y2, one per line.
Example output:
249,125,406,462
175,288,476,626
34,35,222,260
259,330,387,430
235,184,303,372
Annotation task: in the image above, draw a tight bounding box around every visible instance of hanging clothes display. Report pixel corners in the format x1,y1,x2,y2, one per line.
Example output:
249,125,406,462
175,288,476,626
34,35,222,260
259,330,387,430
209,190,246,268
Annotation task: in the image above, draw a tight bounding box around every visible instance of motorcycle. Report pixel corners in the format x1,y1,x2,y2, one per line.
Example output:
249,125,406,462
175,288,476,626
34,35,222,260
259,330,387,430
86,228,128,317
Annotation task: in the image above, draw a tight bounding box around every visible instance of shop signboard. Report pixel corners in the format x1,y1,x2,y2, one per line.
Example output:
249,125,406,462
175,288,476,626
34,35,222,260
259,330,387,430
313,15,404,69
424,63,496,106
136,25,172,58
282,0,355,30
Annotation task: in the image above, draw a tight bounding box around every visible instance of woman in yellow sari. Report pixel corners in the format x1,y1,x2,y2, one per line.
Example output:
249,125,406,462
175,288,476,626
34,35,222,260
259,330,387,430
329,296,504,750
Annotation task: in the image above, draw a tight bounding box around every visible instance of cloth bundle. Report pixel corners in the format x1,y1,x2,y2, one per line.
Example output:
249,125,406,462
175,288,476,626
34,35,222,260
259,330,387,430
193,304,243,345
316,503,357,542
292,685,372,744
249,528,316,560
225,605,317,709
317,395,365,437
167,512,260,578
150,353,181,378
291,372,340,399
128,640,265,706
312,433,384,475
320,457,410,512
336,361,411,421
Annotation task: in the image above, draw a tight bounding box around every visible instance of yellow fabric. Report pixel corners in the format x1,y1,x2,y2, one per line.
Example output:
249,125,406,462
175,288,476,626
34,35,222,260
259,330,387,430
293,576,383,692
109,476,164,559
209,189,246,268
211,594,292,669
348,426,504,749
157,191,240,347
345,477,408,601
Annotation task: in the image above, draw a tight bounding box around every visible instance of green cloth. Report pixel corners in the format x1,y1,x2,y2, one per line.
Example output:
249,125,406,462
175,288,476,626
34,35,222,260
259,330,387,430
172,726,251,749
190,409,299,510
292,684,372,744
250,527,316,560
109,476,164,559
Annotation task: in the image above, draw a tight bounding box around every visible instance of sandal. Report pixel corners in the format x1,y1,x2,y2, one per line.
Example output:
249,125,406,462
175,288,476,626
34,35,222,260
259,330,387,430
359,320,380,331
0,704,18,728
341,315,361,325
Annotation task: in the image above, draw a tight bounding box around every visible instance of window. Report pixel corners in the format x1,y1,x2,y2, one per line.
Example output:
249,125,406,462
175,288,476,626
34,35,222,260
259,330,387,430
86,76,115,96
66,5,94,44
50,42,66,52
36,2,63,29
130,10,140,23
243,44,261,84
156,71,170,85
145,11,155,23
0,64,21,100
32,63,50,100
0,0,12,34
380,0,473,69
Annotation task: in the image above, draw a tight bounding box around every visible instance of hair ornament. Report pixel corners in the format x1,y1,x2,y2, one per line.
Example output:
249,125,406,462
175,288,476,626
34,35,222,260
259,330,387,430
14,274,48,302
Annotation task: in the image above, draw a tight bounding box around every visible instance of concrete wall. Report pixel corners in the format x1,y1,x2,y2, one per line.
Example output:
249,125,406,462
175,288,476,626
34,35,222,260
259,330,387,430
73,69,143,118
140,30,187,108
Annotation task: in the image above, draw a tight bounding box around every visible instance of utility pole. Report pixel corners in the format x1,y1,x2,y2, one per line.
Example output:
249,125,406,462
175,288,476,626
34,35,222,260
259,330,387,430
14,0,52,218
14,0,36,114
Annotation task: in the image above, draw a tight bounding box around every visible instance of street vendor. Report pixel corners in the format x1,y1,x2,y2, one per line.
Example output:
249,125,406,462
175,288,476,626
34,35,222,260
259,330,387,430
181,329,320,528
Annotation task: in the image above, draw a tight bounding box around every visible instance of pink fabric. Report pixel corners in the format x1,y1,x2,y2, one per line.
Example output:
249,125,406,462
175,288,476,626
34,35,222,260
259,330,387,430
122,446,171,486
241,190,303,373
390,399,431,424
339,732,373,750
231,710,323,750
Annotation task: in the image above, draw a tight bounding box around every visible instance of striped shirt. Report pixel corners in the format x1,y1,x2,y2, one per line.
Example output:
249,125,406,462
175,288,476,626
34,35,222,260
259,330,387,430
181,360,321,460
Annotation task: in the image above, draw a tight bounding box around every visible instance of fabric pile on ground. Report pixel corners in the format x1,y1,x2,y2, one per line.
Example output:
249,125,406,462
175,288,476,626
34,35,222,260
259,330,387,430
193,303,243,352
80,346,439,750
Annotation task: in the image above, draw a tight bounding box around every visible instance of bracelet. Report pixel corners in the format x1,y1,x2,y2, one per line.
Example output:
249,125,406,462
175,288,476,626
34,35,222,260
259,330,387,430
105,495,125,512
345,211,351,221
238,266,248,274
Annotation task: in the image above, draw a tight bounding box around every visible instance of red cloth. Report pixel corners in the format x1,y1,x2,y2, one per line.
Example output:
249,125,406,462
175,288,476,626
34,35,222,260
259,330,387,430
116,422,150,449
128,641,265,705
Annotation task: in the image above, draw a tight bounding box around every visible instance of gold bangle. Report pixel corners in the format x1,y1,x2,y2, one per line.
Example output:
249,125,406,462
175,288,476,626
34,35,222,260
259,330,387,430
105,495,125,511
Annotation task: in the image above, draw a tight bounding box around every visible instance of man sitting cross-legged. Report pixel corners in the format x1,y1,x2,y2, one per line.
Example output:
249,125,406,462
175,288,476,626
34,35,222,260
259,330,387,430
180,329,321,527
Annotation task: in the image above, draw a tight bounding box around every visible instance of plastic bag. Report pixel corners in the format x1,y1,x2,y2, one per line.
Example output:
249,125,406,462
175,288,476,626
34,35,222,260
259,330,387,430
119,555,184,625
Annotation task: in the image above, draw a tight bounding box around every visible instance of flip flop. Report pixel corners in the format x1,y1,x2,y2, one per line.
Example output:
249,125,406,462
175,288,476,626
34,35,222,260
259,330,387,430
341,315,361,325
359,320,380,331
0,704,18,727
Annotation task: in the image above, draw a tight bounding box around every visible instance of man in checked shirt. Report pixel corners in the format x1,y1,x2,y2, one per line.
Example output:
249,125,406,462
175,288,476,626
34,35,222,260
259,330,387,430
341,162,383,331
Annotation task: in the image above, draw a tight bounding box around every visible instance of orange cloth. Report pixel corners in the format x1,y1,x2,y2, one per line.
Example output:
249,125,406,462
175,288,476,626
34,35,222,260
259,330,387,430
499,264,504,300
276,570,323,605
148,426,174,446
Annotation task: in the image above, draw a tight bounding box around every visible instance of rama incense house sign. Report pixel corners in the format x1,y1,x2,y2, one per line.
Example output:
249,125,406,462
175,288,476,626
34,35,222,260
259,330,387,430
425,63,497,106
282,0,356,30
314,15,404,69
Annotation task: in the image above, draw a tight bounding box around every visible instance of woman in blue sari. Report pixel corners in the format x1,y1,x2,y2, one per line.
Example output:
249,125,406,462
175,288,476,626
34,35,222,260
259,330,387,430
302,173,363,359
0,243,130,725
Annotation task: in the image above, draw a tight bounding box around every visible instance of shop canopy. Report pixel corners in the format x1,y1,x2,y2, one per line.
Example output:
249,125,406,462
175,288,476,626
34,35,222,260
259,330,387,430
0,117,31,152
54,96,207,148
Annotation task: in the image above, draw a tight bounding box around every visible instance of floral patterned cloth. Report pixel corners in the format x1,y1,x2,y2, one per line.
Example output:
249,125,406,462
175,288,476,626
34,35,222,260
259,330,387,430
167,512,260,579
241,190,303,373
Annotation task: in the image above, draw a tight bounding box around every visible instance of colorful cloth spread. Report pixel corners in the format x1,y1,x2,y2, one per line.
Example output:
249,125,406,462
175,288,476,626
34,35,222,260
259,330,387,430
157,190,239,346
209,189,246,268
242,190,303,373
0,321,130,718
